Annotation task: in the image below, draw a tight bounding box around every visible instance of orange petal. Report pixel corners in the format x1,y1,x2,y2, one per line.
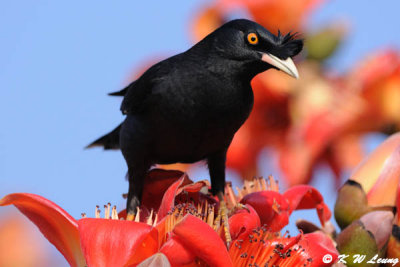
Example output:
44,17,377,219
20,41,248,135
173,215,233,267
351,133,400,206
78,218,158,267
0,193,85,267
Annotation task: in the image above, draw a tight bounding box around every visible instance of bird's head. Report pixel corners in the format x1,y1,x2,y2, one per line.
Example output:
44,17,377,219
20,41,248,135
195,19,303,80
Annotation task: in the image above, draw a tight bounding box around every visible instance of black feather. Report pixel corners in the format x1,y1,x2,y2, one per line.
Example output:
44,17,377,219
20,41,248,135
271,31,303,59
108,86,129,97
88,19,304,215
86,124,121,149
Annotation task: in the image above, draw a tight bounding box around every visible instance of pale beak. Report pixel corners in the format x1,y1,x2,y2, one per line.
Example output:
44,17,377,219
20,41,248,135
261,53,299,79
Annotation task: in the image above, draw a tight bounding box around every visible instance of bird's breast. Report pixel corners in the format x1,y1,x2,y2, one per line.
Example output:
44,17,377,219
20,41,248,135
163,77,254,127
121,73,254,165
147,80,254,163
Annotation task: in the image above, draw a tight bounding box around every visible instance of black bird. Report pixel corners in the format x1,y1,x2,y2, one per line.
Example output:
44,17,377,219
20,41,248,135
88,19,303,243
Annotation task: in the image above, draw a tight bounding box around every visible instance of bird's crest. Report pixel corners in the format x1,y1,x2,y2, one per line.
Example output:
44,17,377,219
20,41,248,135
273,30,303,59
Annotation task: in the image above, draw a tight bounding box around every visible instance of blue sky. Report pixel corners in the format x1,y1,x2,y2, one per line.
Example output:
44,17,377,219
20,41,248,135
1,1,400,265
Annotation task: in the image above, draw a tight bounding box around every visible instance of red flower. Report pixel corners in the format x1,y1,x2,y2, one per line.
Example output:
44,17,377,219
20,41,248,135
0,192,235,267
1,170,337,266
191,0,325,41
216,0,324,33
226,176,331,231
0,170,236,267
0,193,85,267
229,230,338,266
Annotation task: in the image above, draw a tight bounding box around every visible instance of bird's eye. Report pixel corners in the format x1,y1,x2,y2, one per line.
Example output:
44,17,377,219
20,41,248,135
247,33,258,45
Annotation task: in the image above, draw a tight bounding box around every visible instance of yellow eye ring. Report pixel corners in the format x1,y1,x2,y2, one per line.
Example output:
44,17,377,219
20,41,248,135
247,33,258,45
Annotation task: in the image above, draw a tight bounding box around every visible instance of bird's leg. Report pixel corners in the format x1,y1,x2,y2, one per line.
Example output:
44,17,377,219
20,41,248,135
126,164,149,221
216,191,232,248
208,151,232,248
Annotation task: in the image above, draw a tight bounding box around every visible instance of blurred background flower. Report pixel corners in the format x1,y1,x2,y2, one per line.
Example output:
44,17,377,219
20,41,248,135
1,0,400,265
0,211,65,266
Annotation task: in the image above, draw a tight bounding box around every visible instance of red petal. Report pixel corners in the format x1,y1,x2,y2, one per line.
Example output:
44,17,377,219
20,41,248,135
178,180,209,193
157,172,192,220
142,169,190,213
175,180,217,206
283,185,332,225
229,204,261,241
173,215,233,267
160,234,196,266
299,232,339,266
78,218,158,267
0,193,85,267
240,191,290,231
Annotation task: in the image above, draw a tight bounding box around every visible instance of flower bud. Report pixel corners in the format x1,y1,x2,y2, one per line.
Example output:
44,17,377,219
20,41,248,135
335,133,400,228
336,211,394,267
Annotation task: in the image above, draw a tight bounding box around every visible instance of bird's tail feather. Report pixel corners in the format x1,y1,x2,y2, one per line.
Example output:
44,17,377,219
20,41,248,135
86,124,121,150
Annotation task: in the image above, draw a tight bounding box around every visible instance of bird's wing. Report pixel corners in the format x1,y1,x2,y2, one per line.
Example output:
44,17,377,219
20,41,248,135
119,78,151,114
118,54,181,115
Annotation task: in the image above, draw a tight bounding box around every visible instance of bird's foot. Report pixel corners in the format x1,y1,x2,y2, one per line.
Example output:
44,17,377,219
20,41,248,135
217,192,232,248
126,212,135,221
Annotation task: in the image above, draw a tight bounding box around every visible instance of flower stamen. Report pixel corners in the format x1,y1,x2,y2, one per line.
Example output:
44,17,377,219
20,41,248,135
104,203,111,219
95,205,101,218
111,205,118,220
160,202,220,244
91,203,121,220
225,176,281,208
207,206,215,227
225,182,238,207
229,228,314,267
272,199,281,214
134,207,141,222
146,210,154,225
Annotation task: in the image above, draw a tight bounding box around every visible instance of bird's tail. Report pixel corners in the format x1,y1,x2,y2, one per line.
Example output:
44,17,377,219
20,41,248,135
86,124,121,150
